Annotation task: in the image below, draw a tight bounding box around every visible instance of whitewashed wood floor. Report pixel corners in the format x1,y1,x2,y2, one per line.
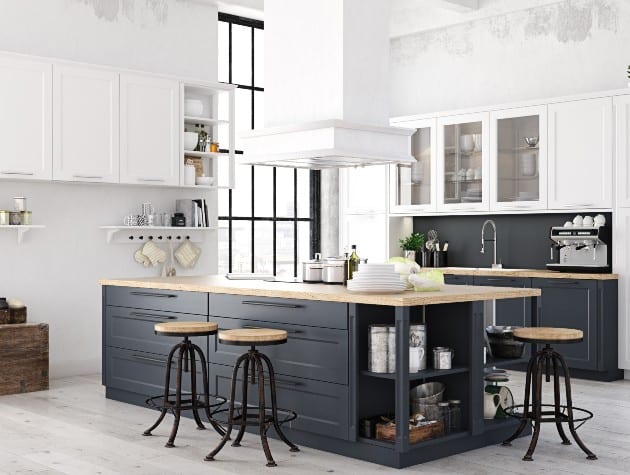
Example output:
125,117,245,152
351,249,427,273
0,372,629,474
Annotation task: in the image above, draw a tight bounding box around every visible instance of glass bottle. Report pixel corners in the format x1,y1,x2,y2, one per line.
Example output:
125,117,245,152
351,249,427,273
199,125,208,151
448,399,462,433
348,244,360,280
438,401,451,435
194,124,200,151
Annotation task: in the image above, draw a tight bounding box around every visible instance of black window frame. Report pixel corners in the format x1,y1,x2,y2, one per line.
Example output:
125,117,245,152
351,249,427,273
218,13,320,277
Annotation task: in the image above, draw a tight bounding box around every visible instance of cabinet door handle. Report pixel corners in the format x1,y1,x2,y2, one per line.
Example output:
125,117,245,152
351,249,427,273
546,280,580,285
241,324,302,335
0,170,35,176
128,312,177,321
241,300,303,309
130,291,178,298
251,377,303,387
138,178,166,182
73,174,104,179
131,354,170,365
484,278,516,283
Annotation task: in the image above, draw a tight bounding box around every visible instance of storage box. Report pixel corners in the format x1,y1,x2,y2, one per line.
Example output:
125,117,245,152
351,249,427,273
9,306,27,324
376,420,444,444
0,323,49,395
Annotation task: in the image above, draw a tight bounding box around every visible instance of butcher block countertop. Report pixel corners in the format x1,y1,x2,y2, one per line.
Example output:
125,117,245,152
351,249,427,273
438,267,618,280
99,275,540,307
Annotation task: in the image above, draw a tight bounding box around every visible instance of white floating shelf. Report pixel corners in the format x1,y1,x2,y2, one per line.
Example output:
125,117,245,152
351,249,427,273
0,224,45,244
99,226,217,244
183,150,229,159
183,115,229,126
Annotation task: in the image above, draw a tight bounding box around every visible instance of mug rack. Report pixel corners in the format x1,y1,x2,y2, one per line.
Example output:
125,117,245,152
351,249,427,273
99,226,217,244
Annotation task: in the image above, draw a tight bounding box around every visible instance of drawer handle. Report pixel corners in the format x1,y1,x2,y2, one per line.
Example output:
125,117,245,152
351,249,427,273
251,377,303,388
1,170,35,176
484,278,516,283
545,280,580,285
131,354,170,365
241,324,302,335
129,312,177,321
73,174,104,179
241,300,303,309
130,291,178,298
138,177,166,182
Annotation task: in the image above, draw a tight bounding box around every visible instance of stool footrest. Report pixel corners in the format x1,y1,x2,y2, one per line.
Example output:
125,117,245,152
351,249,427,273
210,405,298,428
504,404,594,425
145,393,227,412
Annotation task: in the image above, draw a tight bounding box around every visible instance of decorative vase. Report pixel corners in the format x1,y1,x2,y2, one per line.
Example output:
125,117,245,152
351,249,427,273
404,250,416,262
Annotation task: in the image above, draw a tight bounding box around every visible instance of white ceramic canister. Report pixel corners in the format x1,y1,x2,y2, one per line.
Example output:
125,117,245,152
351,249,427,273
368,324,390,373
184,161,196,186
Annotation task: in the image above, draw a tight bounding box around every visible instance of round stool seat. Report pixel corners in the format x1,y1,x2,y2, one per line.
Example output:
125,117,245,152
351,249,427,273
154,321,218,337
219,328,288,346
513,327,583,344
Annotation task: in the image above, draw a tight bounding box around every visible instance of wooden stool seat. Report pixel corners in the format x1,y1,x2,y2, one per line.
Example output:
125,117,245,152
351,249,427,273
219,328,288,346
513,327,583,344
154,321,218,337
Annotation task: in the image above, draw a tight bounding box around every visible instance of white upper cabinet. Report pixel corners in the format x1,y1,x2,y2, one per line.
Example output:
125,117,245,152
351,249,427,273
389,118,437,214
0,56,52,180
120,74,180,186
548,97,613,209
53,65,119,182
490,105,548,211
437,112,490,212
615,95,630,208
341,165,388,214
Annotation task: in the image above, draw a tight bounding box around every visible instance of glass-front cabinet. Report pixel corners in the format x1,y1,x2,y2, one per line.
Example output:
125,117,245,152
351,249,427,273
389,118,437,213
437,112,490,211
490,105,547,210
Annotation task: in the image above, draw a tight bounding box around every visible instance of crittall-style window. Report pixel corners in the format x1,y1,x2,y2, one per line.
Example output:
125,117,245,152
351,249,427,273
217,13,320,278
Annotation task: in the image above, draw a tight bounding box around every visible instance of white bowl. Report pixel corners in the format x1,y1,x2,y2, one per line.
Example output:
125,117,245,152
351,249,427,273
195,176,214,186
184,99,203,117
184,132,198,151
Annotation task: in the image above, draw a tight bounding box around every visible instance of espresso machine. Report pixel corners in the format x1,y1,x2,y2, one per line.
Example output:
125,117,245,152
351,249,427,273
547,226,610,272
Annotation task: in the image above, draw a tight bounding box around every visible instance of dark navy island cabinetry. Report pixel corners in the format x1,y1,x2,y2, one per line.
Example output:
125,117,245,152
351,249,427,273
102,278,542,469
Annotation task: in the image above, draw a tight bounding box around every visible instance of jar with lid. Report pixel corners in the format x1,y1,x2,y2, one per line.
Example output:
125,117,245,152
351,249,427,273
0,297,10,324
437,402,451,435
448,399,462,433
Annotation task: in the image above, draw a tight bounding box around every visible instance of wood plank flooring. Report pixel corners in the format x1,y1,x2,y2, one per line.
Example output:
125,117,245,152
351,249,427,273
0,372,628,474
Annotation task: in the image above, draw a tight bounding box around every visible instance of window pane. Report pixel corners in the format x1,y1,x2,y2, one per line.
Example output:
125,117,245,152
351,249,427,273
218,21,229,83
253,166,274,217
276,222,295,278
254,28,264,88
219,189,229,217
297,221,311,276
254,90,264,129
232,24,252,86
254,221,273,274
232,220,252,273
235,88,252,150
232,162,252,216
218,221,230,274
276,168,295,217
296,169,310,218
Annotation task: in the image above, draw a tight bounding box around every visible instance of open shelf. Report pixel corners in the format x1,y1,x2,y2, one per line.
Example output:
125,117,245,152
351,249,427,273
485,355,529,369
358,430,469,450
99,225,217,244
0,224,45,244
183,116,229,126
361,366,469,381
183,150,229,159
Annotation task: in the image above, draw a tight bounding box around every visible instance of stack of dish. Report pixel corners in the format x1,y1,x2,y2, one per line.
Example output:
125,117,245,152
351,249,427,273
347,264,407,293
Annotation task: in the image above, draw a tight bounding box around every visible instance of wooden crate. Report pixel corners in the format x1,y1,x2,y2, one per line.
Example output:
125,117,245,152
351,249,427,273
0,323,49,395
10,307,27,324
376,420,444,444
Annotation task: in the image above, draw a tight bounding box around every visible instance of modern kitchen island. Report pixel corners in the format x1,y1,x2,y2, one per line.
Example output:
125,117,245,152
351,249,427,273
100,275,540,468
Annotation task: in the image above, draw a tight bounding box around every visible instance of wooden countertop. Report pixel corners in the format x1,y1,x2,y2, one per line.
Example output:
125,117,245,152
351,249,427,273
437,267,618,280
99,275,540,307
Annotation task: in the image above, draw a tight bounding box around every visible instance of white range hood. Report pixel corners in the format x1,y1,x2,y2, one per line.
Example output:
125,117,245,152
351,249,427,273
240,0,415,169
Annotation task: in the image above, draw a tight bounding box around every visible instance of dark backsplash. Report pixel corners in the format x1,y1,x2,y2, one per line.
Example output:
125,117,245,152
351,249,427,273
413,213,612,270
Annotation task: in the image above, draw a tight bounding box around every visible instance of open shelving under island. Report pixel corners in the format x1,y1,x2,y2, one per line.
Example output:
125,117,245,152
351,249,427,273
99,276,541,469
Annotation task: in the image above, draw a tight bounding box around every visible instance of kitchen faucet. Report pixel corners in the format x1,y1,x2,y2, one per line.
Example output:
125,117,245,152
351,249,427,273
480,219,502,269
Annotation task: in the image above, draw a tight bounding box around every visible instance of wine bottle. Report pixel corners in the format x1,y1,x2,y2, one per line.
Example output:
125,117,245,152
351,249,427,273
348,244,360,281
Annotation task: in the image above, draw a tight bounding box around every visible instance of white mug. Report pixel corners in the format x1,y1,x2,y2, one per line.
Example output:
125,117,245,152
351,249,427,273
573,215,584,227
583,216,594,227
409,346,426,373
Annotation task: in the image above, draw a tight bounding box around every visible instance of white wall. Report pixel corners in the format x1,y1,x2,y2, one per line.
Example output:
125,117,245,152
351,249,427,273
389,0,630,116
0,0,219,378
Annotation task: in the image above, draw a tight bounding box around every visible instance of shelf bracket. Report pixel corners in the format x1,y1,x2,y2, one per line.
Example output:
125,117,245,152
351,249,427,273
105,228,120,244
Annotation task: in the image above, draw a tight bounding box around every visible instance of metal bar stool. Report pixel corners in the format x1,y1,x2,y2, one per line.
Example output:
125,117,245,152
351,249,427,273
143,321,226,447
502,327,596,461
205,328,299,467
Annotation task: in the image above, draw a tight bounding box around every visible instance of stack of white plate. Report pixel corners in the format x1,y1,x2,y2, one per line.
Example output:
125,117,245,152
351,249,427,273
347,263,407,293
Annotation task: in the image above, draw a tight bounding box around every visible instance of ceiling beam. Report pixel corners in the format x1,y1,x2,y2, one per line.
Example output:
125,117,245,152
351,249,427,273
435,0,479,13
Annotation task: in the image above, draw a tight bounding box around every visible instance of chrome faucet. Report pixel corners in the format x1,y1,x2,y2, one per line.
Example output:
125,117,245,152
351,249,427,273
480,219,502,269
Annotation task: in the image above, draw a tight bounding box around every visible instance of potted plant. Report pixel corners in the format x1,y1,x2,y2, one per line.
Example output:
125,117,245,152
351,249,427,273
399,232,425,262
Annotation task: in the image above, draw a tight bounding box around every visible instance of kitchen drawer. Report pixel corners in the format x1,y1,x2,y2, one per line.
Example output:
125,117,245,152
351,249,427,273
210,316,348,384
209,294,347,330
474,276,531,328
105,286,208,316
105,347,206,397
444,274,473,285
105,306,208,356
211,363,350,441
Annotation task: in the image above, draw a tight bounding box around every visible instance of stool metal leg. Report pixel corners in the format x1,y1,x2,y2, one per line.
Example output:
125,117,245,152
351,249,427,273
523,353,545,461
552,354,571,445
255,355,276,467
259,352,300,452
205,352,249,461
503,350,540,446
143,343,179,437
232,354,251,447
188,343,206,431
165,345,186,448
555,351,597,460
192,342,226,437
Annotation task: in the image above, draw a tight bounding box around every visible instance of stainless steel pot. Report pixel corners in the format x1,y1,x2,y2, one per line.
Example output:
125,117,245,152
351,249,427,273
322,257,348,284
302,253,323,283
